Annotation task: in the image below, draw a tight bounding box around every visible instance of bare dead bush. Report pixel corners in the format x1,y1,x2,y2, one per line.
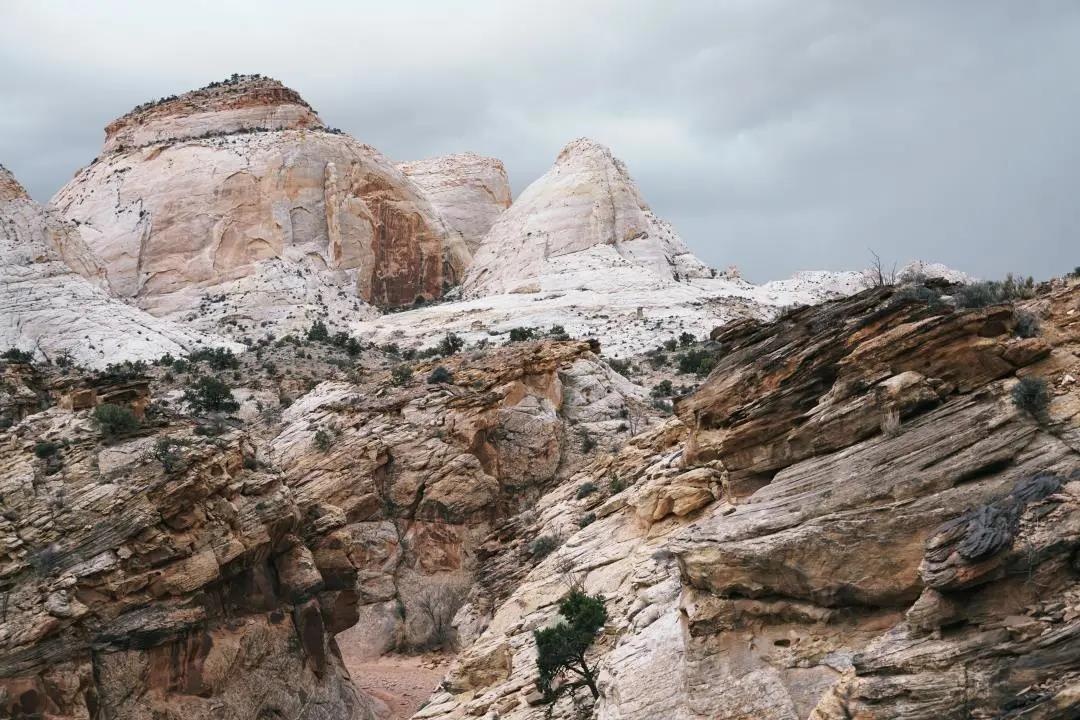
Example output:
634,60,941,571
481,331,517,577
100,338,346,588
414,581,469,651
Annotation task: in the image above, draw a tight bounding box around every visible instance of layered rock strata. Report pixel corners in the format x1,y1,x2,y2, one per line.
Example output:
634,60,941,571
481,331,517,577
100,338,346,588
420,281,1080,719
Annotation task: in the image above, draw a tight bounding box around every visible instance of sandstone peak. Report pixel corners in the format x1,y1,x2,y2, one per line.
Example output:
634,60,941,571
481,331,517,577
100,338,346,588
103,74,323,152
0,163,29,202
462,137,711,297
398,152,512,253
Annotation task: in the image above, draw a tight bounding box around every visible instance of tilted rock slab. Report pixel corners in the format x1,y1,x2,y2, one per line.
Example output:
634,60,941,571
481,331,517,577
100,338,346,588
418,283,1080,719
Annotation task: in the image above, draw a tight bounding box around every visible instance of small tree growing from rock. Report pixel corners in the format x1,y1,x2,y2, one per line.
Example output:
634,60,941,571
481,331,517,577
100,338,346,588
183,376,239,414
93,404,140,437
414,581,468,651
534,590,608,701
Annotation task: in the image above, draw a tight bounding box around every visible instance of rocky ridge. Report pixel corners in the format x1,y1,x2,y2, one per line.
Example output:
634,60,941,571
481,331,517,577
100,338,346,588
418,279,1080,719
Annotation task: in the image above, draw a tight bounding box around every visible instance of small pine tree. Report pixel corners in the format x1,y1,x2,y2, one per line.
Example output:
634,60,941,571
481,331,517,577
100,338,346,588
534,590,608,701
93,404,140,437
438,333,464,356
307,319,329,342
183,376,239,414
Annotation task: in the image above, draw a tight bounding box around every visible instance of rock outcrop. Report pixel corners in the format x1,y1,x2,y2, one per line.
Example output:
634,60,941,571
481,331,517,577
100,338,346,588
398,153,512,253
462,138,712,297
51,76,469,337
418,281,1080,719
0,338,646,718
0,165,229,368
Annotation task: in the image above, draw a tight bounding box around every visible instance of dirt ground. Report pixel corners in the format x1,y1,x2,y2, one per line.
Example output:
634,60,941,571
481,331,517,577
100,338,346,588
338,626,451,719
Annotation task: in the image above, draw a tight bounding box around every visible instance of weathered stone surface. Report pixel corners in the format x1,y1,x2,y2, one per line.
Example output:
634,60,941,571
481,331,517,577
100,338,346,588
0,164,232,368
399,153,512,253
462,138,712,298
51,76,469,337
418,283,1080,720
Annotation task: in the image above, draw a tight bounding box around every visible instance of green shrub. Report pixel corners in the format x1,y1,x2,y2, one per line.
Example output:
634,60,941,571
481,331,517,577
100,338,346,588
679,331,696,347
508,327,537,342
609,476,628,493
188,347,239,370
955,275,1036,309
34,441,60,458
678,348,717,377
314,428,334,452
548,325,570,341
578,431,597,453
153,437,192,472
534,590,607,701
427,366,454,384
528,535,558,560
893,283,943,307
578,512,596,528
307,319,329,342
1014,310,1040,338
607,358,632,375
575,482,598,499
390,364,413,386
183,376,239,414
651,380,673,398
438,333,464,356
1,348,34,363
663,339,678,352
93,404,140,437
1012,377,1050,417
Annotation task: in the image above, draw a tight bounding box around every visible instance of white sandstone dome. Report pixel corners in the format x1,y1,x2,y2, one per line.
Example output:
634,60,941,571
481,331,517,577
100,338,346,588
462,138,712,297
51,76,470,336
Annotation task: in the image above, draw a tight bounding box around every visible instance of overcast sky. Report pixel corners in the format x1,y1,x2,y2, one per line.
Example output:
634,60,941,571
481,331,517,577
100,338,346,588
2,1,1077,282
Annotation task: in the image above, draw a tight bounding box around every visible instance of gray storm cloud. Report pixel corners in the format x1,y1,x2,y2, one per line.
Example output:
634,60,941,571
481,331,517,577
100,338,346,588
1,0,1077,281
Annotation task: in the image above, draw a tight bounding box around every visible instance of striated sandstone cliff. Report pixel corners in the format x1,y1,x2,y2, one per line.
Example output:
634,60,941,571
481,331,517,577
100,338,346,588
51,76,470,334
419,281,1080,719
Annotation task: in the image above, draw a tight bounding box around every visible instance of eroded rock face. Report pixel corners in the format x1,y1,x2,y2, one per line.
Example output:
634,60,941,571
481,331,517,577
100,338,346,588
0,165,231,368
462,138,712,297
51,76,468,335
269,341,650,657
0,389,375,719
419,283,1080,719
399,153,512,253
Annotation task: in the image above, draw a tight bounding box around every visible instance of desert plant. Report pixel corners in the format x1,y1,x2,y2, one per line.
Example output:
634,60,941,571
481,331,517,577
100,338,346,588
438,332,465,356
314,428,334,452
1014,310,1041,338
534,590,608,701
1012,377,1050,417
413,582,468,651
575,482,598,500
578,512,596,528
609,475,628,493
153,437,191,472
679,331,696,347
93,404,140,437
188,347,240,370
1,348,34,363
390,364,413,386
548,325,570,340
678,348,717,377
307,319,329,342
578,431,597,453
508,327,537,342
529,535,558,560
880,406,902,437
183,376,239,414
651,379,674,398
34,440,60,459
427,366,454,384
